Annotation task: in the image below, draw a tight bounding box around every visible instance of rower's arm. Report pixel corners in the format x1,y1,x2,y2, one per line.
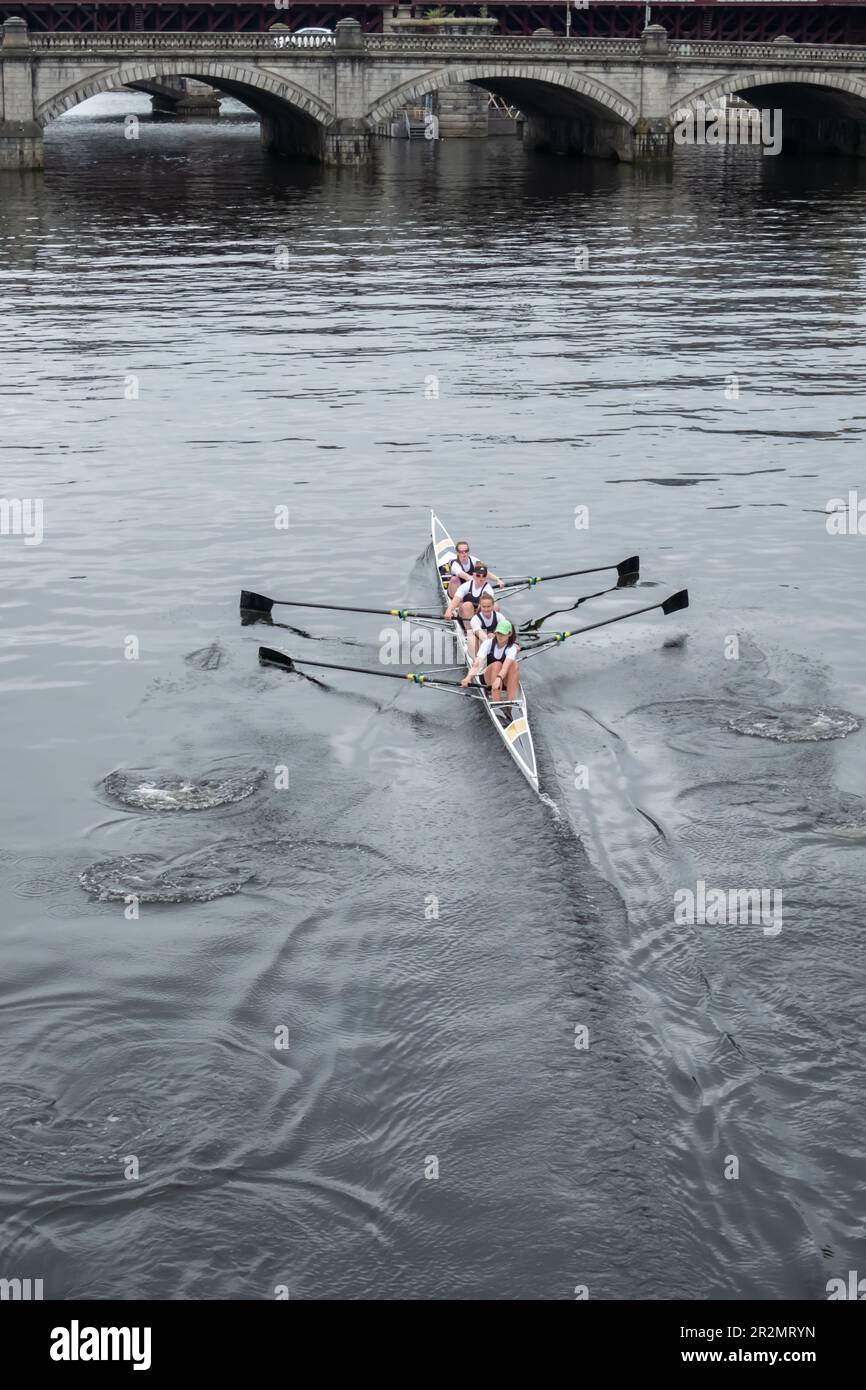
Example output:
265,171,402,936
487,570,504,586
461,653,484,685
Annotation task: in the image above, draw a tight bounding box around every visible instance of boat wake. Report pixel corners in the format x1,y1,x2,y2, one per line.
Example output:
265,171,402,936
678,775,866,843
538,791,563,819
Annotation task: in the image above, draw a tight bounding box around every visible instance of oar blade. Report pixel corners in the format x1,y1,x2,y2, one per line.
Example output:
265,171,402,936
259,645,294,671
617,555,640,579
662,588,689,616
241,590,274,614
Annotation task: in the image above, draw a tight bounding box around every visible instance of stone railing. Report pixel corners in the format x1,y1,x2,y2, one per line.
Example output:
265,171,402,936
669,39,866,64
367,34,864,62
364,34,644,56
25,32,644,55
28,32,329,51
20,31,866,65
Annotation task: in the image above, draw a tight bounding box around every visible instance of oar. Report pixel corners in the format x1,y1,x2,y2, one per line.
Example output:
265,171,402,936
259,646,466,689
502,555,639,592
241,590,443,620
519,589,689,662
519,580,620,635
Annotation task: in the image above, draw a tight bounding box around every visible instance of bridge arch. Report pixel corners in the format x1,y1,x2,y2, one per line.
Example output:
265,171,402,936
37,61,336,130
673,68,866,118
365,64,638,132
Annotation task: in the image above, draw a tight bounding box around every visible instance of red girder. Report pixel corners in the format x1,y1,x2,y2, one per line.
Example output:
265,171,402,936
2,3,866,42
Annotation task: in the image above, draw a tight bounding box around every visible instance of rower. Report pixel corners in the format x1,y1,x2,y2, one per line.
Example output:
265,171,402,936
445,564,495,628
461,618,521,707
467,592,508,657
447,542,504,598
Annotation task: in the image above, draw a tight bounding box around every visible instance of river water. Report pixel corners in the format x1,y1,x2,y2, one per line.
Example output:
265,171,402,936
1,94,864,1300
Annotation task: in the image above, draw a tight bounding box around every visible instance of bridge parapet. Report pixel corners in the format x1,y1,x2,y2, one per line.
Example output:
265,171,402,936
668,39,866,64
20,32,866,66
27,32,339,53
363,34,643,57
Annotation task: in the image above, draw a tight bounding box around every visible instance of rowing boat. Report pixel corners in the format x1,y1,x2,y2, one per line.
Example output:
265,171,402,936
251,531,688,801
431,511,540,793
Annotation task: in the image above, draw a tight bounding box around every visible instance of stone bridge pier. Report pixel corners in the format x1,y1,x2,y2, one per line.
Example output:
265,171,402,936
0,17,42,168
517,23,672,161
262,20,370,167
130,78,222,117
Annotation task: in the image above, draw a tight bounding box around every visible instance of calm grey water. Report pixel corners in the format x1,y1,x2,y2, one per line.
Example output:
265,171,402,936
1,94,865,1300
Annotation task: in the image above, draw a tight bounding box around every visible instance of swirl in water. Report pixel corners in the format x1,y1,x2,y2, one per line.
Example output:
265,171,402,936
727,707,860,743
102,769,263,811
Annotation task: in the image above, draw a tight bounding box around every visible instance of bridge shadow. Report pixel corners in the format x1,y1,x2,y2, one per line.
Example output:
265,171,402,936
677,72,866,158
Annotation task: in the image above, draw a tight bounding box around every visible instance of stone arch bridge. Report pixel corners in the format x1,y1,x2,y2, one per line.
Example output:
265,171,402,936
2,16,866,168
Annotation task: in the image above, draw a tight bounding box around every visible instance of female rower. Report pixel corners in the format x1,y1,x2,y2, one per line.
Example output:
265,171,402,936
467,593,507,657
445,564,495,627
447,542,504,597
461,618,521,705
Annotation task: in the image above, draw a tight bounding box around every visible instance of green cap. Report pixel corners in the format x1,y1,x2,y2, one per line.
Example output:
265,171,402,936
495,618,513,635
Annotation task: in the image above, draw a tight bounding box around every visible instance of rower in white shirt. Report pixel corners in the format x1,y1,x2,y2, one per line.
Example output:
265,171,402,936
461,618,521,706
466,592,507,657
444,564,496,628
446,542,504,598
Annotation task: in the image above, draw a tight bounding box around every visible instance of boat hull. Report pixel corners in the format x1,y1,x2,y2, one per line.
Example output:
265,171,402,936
431,512,539,793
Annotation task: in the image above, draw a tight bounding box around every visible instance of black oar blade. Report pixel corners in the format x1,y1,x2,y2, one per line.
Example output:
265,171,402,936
259,645,294,671
241,590,274,614
617,555,640,579
662,589,689,616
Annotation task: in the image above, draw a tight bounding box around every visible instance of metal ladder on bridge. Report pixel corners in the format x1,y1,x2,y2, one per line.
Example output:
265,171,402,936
404,93,434,139
404,110,428,139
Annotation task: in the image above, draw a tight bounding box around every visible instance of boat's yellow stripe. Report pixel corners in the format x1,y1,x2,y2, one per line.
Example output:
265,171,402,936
504,717,528,743
435,539,454,558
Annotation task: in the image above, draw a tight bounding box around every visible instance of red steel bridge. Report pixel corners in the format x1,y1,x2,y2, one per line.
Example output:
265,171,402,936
2,2,866,42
